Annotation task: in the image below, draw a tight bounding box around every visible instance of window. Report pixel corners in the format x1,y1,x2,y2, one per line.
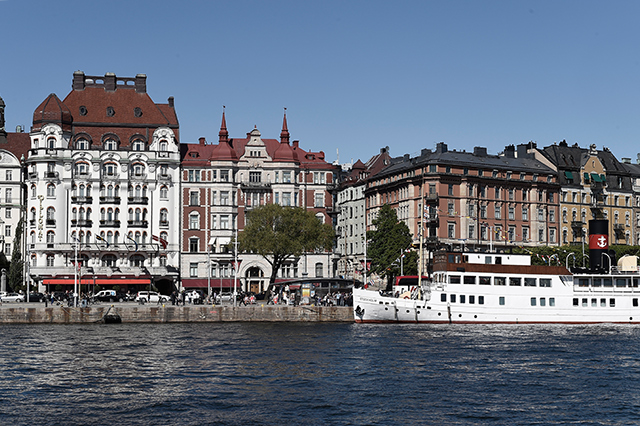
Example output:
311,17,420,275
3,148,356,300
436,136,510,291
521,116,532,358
103,163,117,177
531,297,537,306
479,296,484,305
283,171,292,183
132,163,144,177
104,139,118,150
160,186,168,199
315,262,323,277
282,192,292,206
499,297,505,305
46,184,55,197
190,263,198,277
220,215,230,229
494,205,501,219
5,208,10,219
315,193,324,208
220,191,229,205
190,191,199,206
448,184,454,195
249,171,261,183
220,170,229,182
5,170,11,181
132,140,146,151
509,277,521,286
524,278,536,287
46,255,54,267
189,213,199,230
189,238,198,253
448,223,455,239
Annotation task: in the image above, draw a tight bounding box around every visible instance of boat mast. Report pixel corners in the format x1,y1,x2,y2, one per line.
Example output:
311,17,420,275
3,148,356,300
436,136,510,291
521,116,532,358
418,179,425,286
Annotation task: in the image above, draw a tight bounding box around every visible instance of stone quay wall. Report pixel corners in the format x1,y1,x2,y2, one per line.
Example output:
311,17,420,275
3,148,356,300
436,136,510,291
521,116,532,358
0,305,354,324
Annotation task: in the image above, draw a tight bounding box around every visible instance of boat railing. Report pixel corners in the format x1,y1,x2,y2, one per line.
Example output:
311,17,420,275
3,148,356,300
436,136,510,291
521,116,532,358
610,266,640,275
573,285,640,293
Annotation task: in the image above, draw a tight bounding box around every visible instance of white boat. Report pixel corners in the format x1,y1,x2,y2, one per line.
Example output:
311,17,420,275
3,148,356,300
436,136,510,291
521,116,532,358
354,220,640,324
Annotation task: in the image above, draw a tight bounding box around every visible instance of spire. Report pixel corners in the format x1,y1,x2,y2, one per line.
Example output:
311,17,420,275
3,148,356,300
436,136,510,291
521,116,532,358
280,107,290,144
218,106,229,143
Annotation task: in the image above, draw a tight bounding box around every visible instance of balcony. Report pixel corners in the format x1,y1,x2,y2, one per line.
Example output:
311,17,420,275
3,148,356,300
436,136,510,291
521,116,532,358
571,221,585,229
130,173,147,181
71,196,93,204
159,220,169,228
101,172,120,180
28,172,38,180
44,171,59,180
100,220,121,227
45,219,56,226
240,180,271,190
128,220,148,228
128,196,149,205
29,219,36,227
71,219,93,227
158,174,172,182
425,193,439,202
99,196,121,204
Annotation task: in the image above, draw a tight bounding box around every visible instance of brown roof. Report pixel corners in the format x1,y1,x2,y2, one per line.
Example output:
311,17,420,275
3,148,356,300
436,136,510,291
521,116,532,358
0,132,31,162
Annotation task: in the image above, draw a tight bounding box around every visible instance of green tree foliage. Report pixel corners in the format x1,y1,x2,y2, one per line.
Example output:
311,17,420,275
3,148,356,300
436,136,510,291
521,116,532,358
237,204,334,287
8,216,24,292
367,204,417,289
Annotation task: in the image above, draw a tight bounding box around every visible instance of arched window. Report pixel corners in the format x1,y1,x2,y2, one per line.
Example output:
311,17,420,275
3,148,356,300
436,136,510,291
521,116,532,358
159,140,168,151
31,185,36,198
72,208,77,221
130,254,145,267
47,138,56,149
47,184,56,197
160,208,168,224
76,139,89,150
107,231,113,244
102,254,117,267
160,186,168,199
131,163,145,177
103,162,118,177
75,162,89,176
46,207,55,220
104,139,118,150
30,208,36,222
315,262,323,278
132,140,146,151
46,231,55,245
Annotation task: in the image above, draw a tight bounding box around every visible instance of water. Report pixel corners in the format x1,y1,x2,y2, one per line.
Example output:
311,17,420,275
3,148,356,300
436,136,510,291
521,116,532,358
0,323,640,425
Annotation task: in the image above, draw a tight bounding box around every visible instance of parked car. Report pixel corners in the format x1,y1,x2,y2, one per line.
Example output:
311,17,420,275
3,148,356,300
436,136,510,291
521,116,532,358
3,293,24,303
134,291,169,304
27,292,45,302
216,292,234,304
93,290,128,302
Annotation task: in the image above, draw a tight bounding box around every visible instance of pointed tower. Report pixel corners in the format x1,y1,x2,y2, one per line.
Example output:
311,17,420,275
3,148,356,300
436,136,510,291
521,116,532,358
219,107,229,144
280,108,290,144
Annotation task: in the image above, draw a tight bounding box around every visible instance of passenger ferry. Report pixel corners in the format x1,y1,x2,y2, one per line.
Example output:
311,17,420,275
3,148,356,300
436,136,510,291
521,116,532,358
354,220,640,324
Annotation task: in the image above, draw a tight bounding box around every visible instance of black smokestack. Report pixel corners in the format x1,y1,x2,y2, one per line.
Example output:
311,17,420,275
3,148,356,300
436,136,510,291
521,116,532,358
589,220,609,271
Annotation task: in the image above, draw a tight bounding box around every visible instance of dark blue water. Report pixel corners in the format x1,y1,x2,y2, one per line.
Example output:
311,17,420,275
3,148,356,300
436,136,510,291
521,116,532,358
0,323,639,425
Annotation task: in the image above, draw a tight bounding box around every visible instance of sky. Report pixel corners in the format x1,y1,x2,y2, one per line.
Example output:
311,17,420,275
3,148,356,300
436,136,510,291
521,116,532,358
2,0,640,165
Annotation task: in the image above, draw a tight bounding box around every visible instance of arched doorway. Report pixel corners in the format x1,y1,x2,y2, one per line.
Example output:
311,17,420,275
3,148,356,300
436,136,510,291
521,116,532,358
246,266,264,294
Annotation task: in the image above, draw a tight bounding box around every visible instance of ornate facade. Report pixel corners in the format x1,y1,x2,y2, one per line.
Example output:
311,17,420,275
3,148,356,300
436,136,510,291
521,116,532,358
25,72,181,294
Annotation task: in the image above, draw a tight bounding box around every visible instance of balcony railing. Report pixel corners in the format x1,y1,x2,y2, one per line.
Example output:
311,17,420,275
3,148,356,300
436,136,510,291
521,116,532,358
71,219,93,227
71,196,93,204
44,171,59,180
128,220,148,228
128,196,149,205
99,196,121,204
100,220,121,227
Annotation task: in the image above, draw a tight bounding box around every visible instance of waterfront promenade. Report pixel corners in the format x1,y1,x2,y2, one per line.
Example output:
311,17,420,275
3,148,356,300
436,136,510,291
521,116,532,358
0,301,354,324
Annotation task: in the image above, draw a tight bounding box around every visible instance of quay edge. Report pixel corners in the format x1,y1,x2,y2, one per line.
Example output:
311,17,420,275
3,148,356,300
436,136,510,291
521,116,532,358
0,305,354,324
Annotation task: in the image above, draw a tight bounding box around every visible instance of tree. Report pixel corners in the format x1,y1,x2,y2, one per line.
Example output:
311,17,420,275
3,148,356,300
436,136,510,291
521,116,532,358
8,216,24,292
237,204,334,290
367,204,417,290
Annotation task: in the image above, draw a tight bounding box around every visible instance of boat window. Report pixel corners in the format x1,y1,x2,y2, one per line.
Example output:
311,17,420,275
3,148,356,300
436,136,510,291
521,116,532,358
582,298,588,307
499,296,505,305
524,278,536,287
495,257,502,265
450,294,456,303
464,276,476,285
478,296,485,305
441,293,447,302
540,278,551,288
592,278,601,287
549,298,555,306
450,275,461,284
460,295,466,303
591,298,597,307
615,278,627,287
573,298,579,306
600,298,606,307
484,256,492,264
603,278,613,287
495,277,506,286
634,298,638,307
578,278,590,287
633,279,640,288
540,297,546,306
610,298,616,307
479,276,491,285
509,277,522,286
469,295,475,304
530,297,536,306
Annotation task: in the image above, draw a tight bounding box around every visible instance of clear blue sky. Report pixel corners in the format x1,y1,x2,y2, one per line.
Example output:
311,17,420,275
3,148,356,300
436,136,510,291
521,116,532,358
2,0,640,164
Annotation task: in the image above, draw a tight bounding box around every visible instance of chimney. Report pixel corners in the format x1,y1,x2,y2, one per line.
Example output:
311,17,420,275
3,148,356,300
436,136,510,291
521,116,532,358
435,142,448,153
135,74,147,93
403,153,410,162
622,157,631,164
293,140,299,149
504,145,515,158
104,72,116,91
199,137,206,146
72,71,86,91
168,96,174,108
421,148,431,157
474,147,487,157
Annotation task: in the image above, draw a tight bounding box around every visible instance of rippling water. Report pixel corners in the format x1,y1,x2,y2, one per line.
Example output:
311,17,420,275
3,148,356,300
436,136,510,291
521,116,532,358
1,323,640,425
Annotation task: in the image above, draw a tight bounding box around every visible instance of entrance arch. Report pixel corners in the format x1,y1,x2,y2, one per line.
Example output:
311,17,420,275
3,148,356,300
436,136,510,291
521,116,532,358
246,266,264,294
